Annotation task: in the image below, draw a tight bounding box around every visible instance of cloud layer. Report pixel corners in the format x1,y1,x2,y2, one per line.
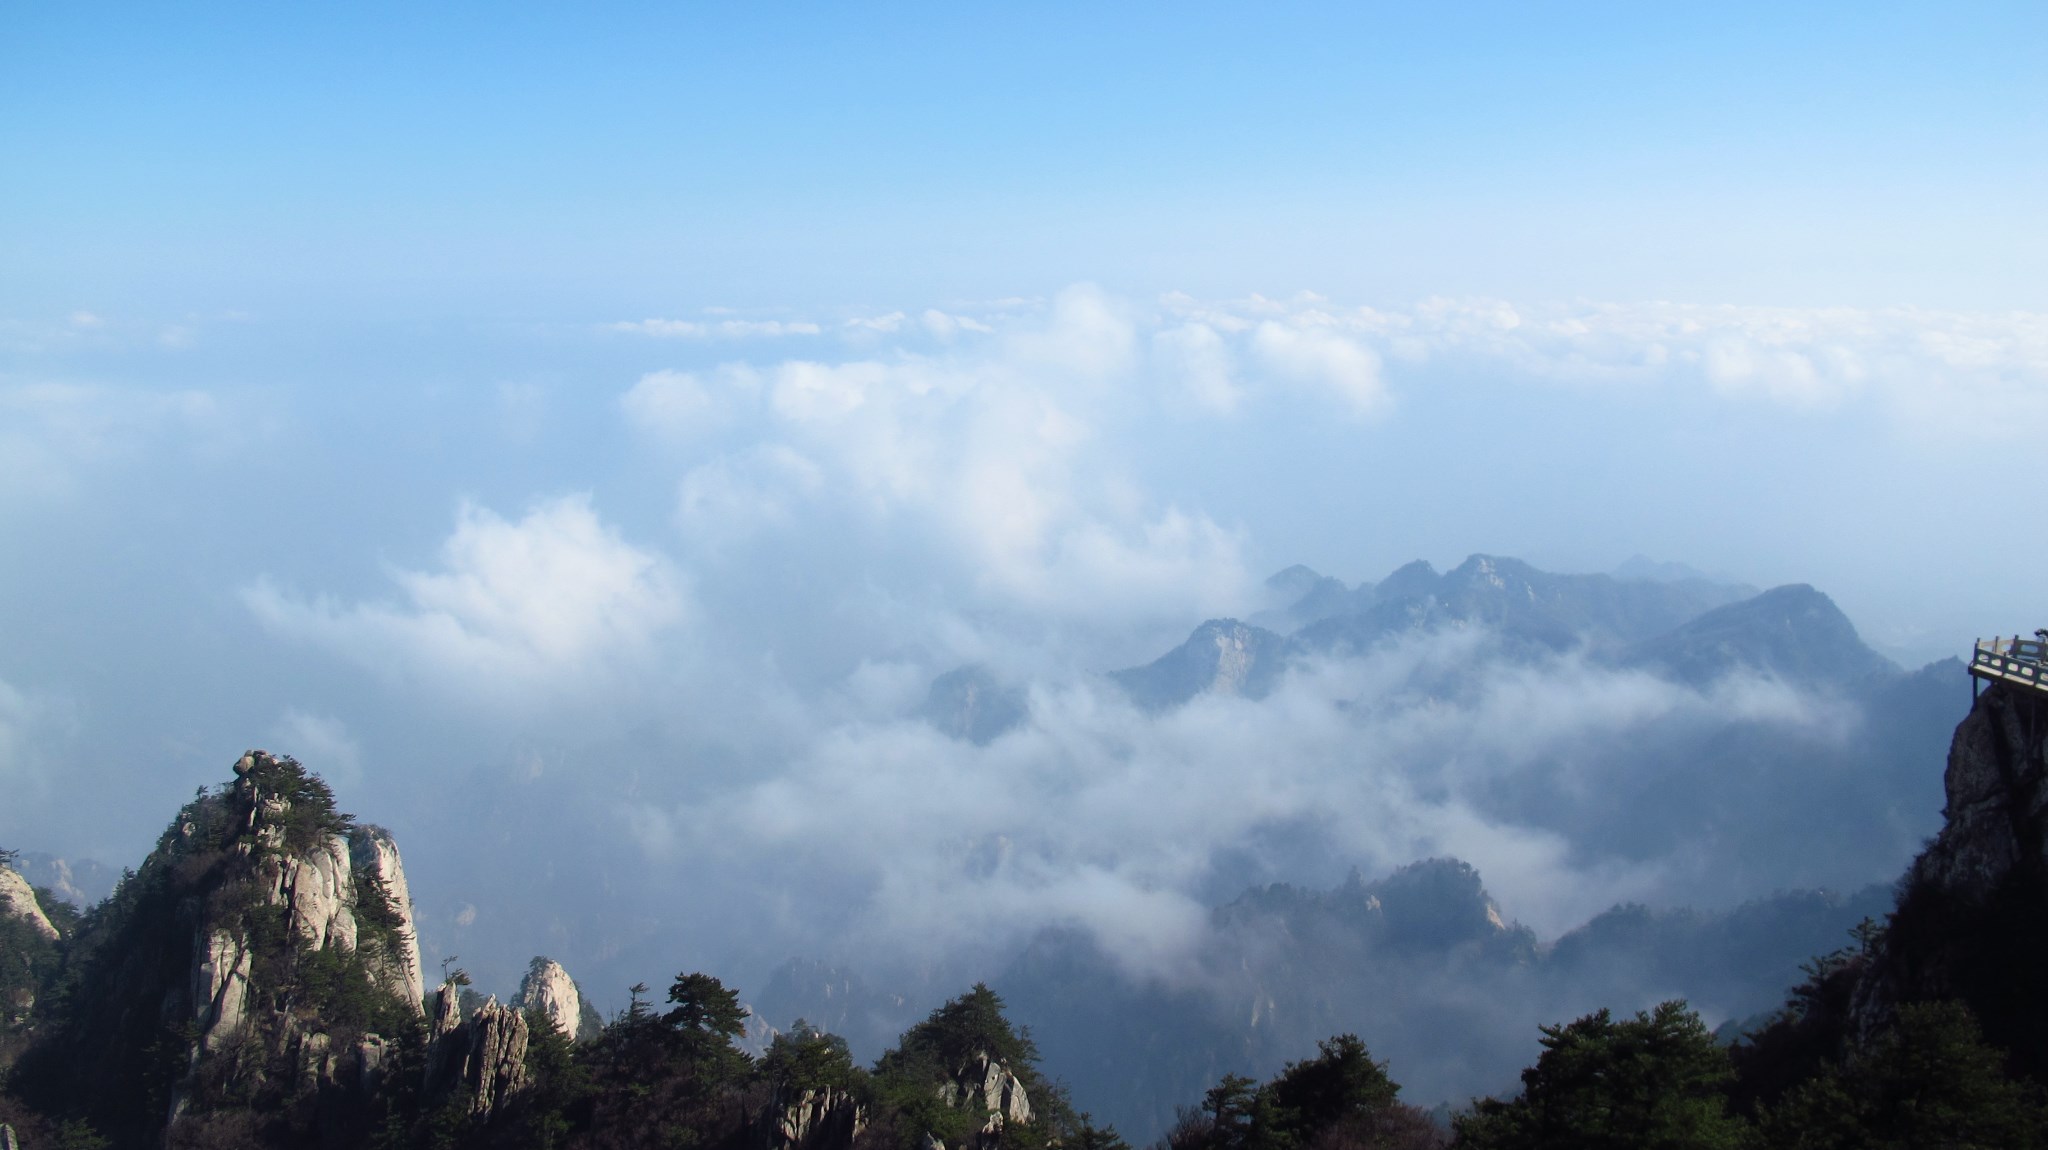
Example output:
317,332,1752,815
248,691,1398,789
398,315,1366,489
1,283,2031,1032
244,495,685,708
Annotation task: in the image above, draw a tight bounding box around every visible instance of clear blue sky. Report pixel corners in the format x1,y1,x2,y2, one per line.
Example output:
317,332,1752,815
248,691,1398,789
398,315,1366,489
5,2,2042,315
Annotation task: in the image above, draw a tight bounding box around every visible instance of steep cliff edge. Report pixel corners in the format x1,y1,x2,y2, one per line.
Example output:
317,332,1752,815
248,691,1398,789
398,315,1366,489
1848,679,2048,1074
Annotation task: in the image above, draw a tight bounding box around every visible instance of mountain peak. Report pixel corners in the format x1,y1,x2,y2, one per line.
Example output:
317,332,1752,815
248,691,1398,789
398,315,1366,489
1627,583,1896,687
1110,619,1287,712
1374,559,1441,603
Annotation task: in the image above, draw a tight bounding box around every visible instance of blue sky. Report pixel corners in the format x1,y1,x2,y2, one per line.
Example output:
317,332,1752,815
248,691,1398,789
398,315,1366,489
3,1,2046,1031
5,3,2043,314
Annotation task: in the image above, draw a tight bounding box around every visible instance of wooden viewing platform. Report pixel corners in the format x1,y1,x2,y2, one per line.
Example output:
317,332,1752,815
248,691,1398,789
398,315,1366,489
1971,633,2048,697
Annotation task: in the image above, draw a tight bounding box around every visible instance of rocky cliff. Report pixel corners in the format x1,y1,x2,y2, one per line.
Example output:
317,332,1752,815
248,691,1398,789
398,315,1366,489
8,750,427,1147
932,1051,1034,1150
516,955,601,1042
0,870,56,945
770,1084,866,1150
424,981,530,1118
1848,678,2048,1073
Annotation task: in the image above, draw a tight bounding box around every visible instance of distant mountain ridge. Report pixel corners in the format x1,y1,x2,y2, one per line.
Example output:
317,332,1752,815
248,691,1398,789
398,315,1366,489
1621,583,1898,688
1110,554,1810,712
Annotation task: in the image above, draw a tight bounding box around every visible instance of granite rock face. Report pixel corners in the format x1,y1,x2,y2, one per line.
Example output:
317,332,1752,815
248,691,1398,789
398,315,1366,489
516,955,586,1042
1904,681,2048,893
152,751,431,1137
0,866,57,942
931,1052,1033,1150
772,1084,867,1150
1844,679,2048,1071
192,927,255,1054
182,752,426,1061
426,982,531,1117
350,825,426,1012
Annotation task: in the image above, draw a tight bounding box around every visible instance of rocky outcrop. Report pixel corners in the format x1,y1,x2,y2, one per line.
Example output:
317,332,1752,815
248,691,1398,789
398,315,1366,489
771,1084,866,1150
270,830,358,953
1845,679,2048,1075
177,752,425,1060
1899,680,2048,893
0,866,57,942
292,1029,391,1099
934,1052,1032,1150
516,955,586,1041
425,982,530,1117
349,825,425,1011
192,927,255,1053
10,750,433,1148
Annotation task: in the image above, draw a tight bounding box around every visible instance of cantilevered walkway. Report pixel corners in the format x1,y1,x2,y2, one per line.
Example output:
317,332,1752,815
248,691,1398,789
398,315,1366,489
1971,633,2048,697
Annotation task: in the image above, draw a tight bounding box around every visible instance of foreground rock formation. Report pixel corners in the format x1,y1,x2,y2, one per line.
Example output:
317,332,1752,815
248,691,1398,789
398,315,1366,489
425,981,531,1118
1847,678,2048,1072
7,750,431,1147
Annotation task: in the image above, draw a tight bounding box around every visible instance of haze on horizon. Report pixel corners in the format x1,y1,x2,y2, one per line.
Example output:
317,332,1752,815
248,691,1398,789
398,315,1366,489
3,2,2045,1026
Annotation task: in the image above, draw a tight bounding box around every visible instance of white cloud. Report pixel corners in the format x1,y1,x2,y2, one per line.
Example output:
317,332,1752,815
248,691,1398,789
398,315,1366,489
1251,321,1389,414
844,311,908,334
629,631,1859,984
1004,284,1136,379
245,495,685,706
270,709,365,788
922,309,993,339
1153,322,1240,414
0,382,224,507
770,360,900,422
1147,292,2048,437
621,369,719,437
676,444,826,543
611,318,823,339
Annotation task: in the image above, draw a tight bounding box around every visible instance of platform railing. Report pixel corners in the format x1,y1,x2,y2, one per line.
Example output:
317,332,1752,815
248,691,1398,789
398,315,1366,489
1972,635,2048,695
